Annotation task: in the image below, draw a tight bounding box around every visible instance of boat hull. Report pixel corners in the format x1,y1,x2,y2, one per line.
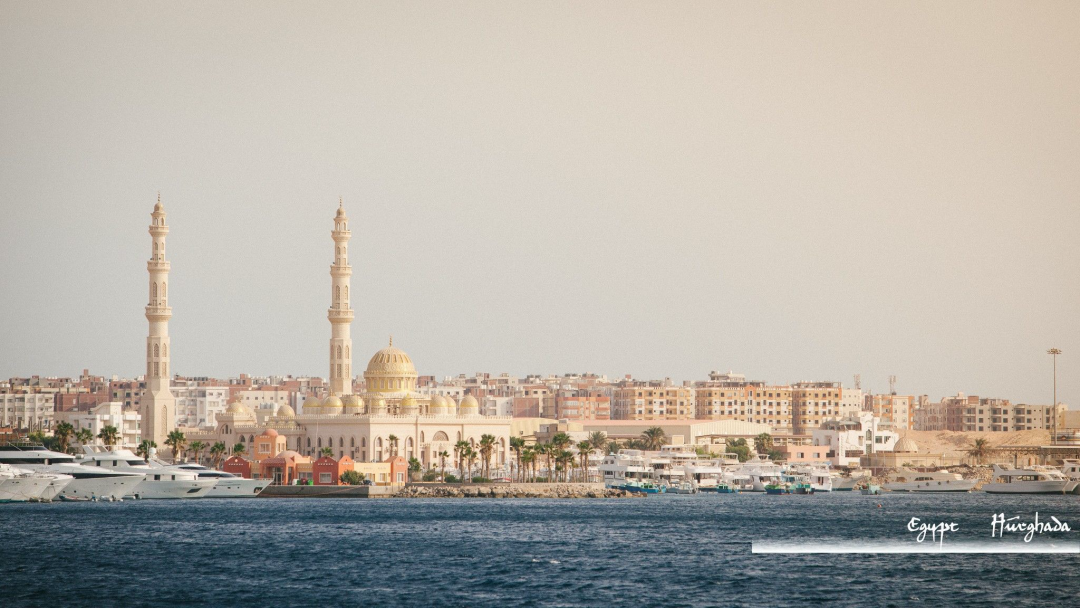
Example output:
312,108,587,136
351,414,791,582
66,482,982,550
131,478,217,499
983,480,1072,494
0,476,52,502
206,478,269,498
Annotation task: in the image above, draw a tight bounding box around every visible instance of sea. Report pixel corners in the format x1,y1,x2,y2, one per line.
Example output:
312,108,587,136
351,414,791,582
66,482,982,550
2,492,1079,607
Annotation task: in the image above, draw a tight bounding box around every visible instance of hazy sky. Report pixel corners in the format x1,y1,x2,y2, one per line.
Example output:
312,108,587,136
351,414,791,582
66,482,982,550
1,2,1077,407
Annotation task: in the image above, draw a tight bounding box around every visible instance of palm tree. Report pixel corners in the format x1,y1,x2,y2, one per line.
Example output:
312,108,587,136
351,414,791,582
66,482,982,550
210,442,227,468
754,433,773,455
97,425,119,448
438,450,450,482
463,445,478,483
555,449,575,482
75,428,94,447
478,434,496,480
588,431,607,453
520,448,536,482
136,439,157,462
454,440,470,483
968,438,992,465
533,442,551,481
188,441,207,465
165,430,187,463
232,442,247,459
640,427,666,451
321,446,334,459
54,422,75,454
577,440,593,482
509,437,526,482
551,432,572,452
388,434,399,457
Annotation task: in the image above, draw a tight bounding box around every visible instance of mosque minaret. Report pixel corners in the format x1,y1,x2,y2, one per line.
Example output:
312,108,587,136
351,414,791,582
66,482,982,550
143,194,176,445
328,198,354,396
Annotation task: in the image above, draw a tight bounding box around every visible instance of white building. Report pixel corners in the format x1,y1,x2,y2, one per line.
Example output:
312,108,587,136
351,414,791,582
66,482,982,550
810,412,898,468
0,392,55,430
173,383,230,429
58,401,142,448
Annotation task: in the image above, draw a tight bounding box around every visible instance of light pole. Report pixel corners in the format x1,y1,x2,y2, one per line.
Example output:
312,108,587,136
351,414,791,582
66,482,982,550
1048,348,1062,445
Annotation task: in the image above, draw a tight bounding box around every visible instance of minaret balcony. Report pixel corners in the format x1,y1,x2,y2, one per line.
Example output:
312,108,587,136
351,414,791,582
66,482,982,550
328,308,355,323
329,265,352,277
148,226,170,236
147,260,171,271
331,229,351,239
145,305,173,321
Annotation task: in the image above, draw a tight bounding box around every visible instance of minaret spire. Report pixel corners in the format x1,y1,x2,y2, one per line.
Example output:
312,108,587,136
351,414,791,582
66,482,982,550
328,199,354,396
144,194,176,446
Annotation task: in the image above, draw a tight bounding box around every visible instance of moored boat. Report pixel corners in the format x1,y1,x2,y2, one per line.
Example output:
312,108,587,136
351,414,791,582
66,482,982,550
983,465,1073,494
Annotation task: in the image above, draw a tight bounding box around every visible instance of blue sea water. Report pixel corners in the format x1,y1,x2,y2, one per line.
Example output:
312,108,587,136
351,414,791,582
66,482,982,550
2,492,1079,607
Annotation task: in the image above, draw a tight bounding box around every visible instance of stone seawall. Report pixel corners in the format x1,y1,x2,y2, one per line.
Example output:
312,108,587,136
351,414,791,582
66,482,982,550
396,483,638,499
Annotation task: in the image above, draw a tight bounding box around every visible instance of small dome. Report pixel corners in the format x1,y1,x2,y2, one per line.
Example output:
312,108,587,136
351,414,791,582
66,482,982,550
429,395,446,410
226,400,254,417
303,396,320,408
261,429,279,439
370,397,387,413
459,394,480,413
342,394,364,414
274,450,301,461
895,437,919,453
276,405,295,417
323,395,343,408
401,394,416,407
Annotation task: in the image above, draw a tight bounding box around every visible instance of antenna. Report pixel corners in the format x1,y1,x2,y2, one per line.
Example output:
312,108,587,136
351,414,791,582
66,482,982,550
853,374,861,391
888,375,897,395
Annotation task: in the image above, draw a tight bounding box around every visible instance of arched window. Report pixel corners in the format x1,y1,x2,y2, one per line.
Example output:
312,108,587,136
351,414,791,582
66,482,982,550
339,437,344,447
152,283,157,299
350,437,355,447
306,438,311,447
162,363,167,376
361,437,366,447
337,364,342,377
344,286,348,300
154,362,159,376
239,436,246,443
154,344,159,357
337,345,342,359
162,344,167,357
318,437,322,447
345,346,349,358
420,431,425,443
457,431,461,441
297,438,303,450
433,431,448,442
161,283,166,299
375,437,383,448
335,285,340,301
407,437,413,448
250,435,254,443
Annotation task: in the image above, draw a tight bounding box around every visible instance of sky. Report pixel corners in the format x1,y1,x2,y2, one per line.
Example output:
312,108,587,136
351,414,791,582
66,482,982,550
0,2,1077,407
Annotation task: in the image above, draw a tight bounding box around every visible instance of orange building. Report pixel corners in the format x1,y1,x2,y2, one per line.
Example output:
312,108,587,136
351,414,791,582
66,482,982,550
253,429,288,463
260,450,311,485
222,455,252,479
313,455,355,485
385,455,409,485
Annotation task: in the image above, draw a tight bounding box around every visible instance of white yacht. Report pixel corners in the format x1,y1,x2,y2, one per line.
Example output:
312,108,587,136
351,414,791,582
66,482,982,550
165,462,269,497
0,443,143,501
78,447,217,499
790,465,834,492
1059,460,1080,493
33,470,75,501
883,468,977,492
597,451,653,488
738,455,785,492
0,463,53,502
830,470,871,491
983,465,1074,494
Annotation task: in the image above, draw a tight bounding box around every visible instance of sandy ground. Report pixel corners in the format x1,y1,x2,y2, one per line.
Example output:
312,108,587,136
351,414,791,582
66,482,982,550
901,430,1050,460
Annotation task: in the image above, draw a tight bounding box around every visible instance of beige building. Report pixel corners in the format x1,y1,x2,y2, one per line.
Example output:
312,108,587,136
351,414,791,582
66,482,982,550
791,382,845,434
0,392,55,430
868,393,914,431
694,376,792,433
327,200,355,397
612,382,695,420
58,401,141,448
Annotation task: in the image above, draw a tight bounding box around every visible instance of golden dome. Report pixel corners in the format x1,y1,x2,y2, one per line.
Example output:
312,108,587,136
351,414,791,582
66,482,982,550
401,394,416,407
459,394,480,413
276,405,296,417
444,396,458,412
226,400,254,417
429,395,446,411
342,395,364,414
322,395,344,414
365,346,417,376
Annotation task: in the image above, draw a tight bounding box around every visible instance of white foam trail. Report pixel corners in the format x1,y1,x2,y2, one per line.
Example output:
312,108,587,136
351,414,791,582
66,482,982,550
752,541,1080,554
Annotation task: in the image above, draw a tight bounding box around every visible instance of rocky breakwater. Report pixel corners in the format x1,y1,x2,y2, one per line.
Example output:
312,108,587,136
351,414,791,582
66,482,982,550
395,483,638,499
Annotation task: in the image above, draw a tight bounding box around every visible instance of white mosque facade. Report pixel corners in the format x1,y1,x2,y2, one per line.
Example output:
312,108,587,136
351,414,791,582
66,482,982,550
191,201,512,468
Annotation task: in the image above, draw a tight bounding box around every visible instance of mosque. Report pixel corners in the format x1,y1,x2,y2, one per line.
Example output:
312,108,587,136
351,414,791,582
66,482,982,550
187,200,513,469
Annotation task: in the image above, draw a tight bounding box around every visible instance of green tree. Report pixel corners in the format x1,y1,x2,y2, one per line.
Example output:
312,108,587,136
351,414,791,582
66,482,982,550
520,448,536,482
53,422,75,454
97,425,119,448
340,470,366,485
641,427,667,451
509,437,526,482
188,441,207,465
387,434,399,457
577,440,594,482
726,438,751,463
409,457,422,474
753,433,773,455
606,440,621,455
209,441,228,468
165,430,187,463
321,446,335,458
232,442,247,458
438,450,450,482
75,428,94,447
478,434,496,480
556,449,575,482
588,431,608,453
454,440,470,484
551,432,572,452
136,439,157,461
968,438,993,464
463,445,478,482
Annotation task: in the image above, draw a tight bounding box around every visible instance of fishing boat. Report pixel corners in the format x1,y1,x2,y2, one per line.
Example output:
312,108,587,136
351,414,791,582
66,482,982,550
667,482,698,494
765,482,791,495
621,480,665,494
713,482,739,494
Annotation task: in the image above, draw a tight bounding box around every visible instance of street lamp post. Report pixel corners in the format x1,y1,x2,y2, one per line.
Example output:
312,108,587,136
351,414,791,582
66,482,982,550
1048,348,1062,445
